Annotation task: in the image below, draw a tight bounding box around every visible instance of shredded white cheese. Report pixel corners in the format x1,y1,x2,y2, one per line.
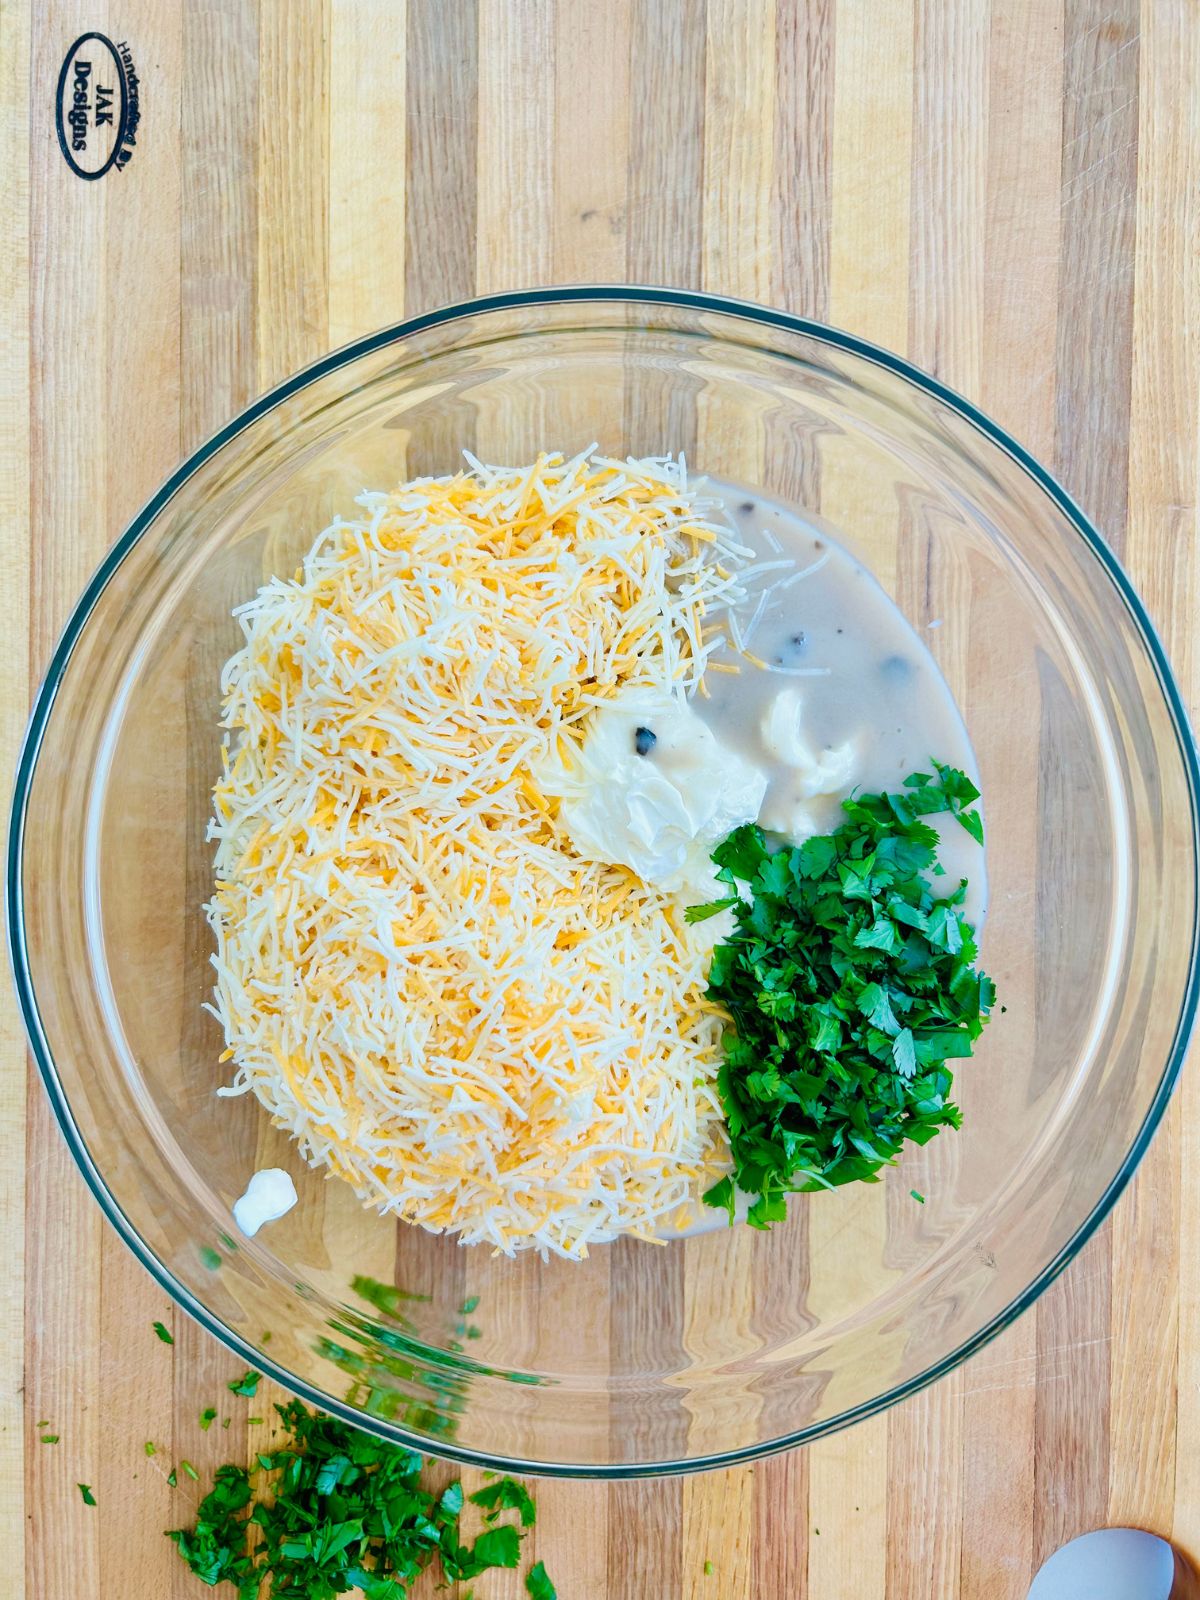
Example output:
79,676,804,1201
207,452,757,1258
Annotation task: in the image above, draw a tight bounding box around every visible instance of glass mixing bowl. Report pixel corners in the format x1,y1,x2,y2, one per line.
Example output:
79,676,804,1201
9,288,1199,1475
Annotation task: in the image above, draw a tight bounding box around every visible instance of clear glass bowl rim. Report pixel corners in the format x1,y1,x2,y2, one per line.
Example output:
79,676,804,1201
8,284,1200,1478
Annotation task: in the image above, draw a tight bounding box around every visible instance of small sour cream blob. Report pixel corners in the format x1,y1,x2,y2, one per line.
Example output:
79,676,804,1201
554,687,768,897
758,688,857,838
233,1168,298,1238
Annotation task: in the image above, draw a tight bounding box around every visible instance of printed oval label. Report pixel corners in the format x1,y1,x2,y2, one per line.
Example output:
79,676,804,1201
55,33,138,180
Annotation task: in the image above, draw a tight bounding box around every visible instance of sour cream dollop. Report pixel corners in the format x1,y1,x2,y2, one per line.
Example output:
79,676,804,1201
233,1168,298,1238
554,688,768,897
758,688,857,839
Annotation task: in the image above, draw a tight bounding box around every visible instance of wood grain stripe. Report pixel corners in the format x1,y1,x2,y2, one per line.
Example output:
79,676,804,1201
25,33,107,1553
552,0,630,284
608,1241,685,1595
627,0,707,290
256,0,331,389
329,0,407,344
0,0,29,1582
1120,0,1198,1549
885,15,987,1590
702,0,776,303
97,4,186,1594
182,0,259,448
772,0,833,322
685,27,779,1582
405,0,478,317
754,1445,808,1599
403,0,477,478
811,8,916,1593
1029,6,1143,1573
980,0,1064,451
1053,0,1141,549
476,0,554,294
908,0,988,396
26,2,111,1577
957,10,1065,1594
828,0,914,348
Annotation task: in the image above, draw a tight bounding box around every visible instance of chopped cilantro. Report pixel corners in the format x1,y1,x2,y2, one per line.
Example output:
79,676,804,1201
40,1434,58,1444
199,1245,222,1271
78,1484,96,1506
470,1476,537,1527
227,1370,261,1397
691,768,993,1223
527,1560,557,1598
144,1441,157,1456
351,1273,430,1320
167,1399,552,1598
199,1407,217,1431
470,1525,522,1568
704,1558,714,1576
911,1189,926,1204
246,1417,263,1427
180,1460,200,1481
167,1469,178,1488
152,1321,174,1345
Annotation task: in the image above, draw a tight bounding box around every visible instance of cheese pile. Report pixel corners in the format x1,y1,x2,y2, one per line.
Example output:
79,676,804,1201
207,451,758,1257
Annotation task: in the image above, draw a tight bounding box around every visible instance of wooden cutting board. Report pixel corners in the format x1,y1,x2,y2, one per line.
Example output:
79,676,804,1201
2,1,1197,1595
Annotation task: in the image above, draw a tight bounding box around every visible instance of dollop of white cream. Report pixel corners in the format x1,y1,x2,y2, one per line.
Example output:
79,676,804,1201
233,1168,298,1238
758,688,858,838
554,687,768,897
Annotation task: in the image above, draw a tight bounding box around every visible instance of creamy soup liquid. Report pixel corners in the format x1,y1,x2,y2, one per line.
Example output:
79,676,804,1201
695,485,986,923
663,485,986,1240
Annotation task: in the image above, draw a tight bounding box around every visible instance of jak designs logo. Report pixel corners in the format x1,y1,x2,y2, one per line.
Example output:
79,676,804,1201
55,32,140,180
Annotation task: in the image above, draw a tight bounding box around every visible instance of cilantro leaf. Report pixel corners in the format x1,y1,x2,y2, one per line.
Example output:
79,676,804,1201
470,1476,537,1527
692,767,994,1216
684,896,740,925
712,823,770,883
152,1321,174,1345
527,1559,558,1598
227,1370,261,1397
892,1029,917,1080
469,1524,522,1569
78,1483,96,1506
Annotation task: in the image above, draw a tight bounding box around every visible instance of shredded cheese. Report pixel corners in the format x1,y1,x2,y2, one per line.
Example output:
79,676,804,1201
207,451,756,1257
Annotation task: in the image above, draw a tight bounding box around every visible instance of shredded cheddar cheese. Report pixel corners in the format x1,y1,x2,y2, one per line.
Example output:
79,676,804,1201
207,451,756,1257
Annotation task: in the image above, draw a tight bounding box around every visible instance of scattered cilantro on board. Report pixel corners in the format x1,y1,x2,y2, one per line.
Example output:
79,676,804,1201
689,764,994,1226
527,1560,558,1598
167,1398,552,1599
